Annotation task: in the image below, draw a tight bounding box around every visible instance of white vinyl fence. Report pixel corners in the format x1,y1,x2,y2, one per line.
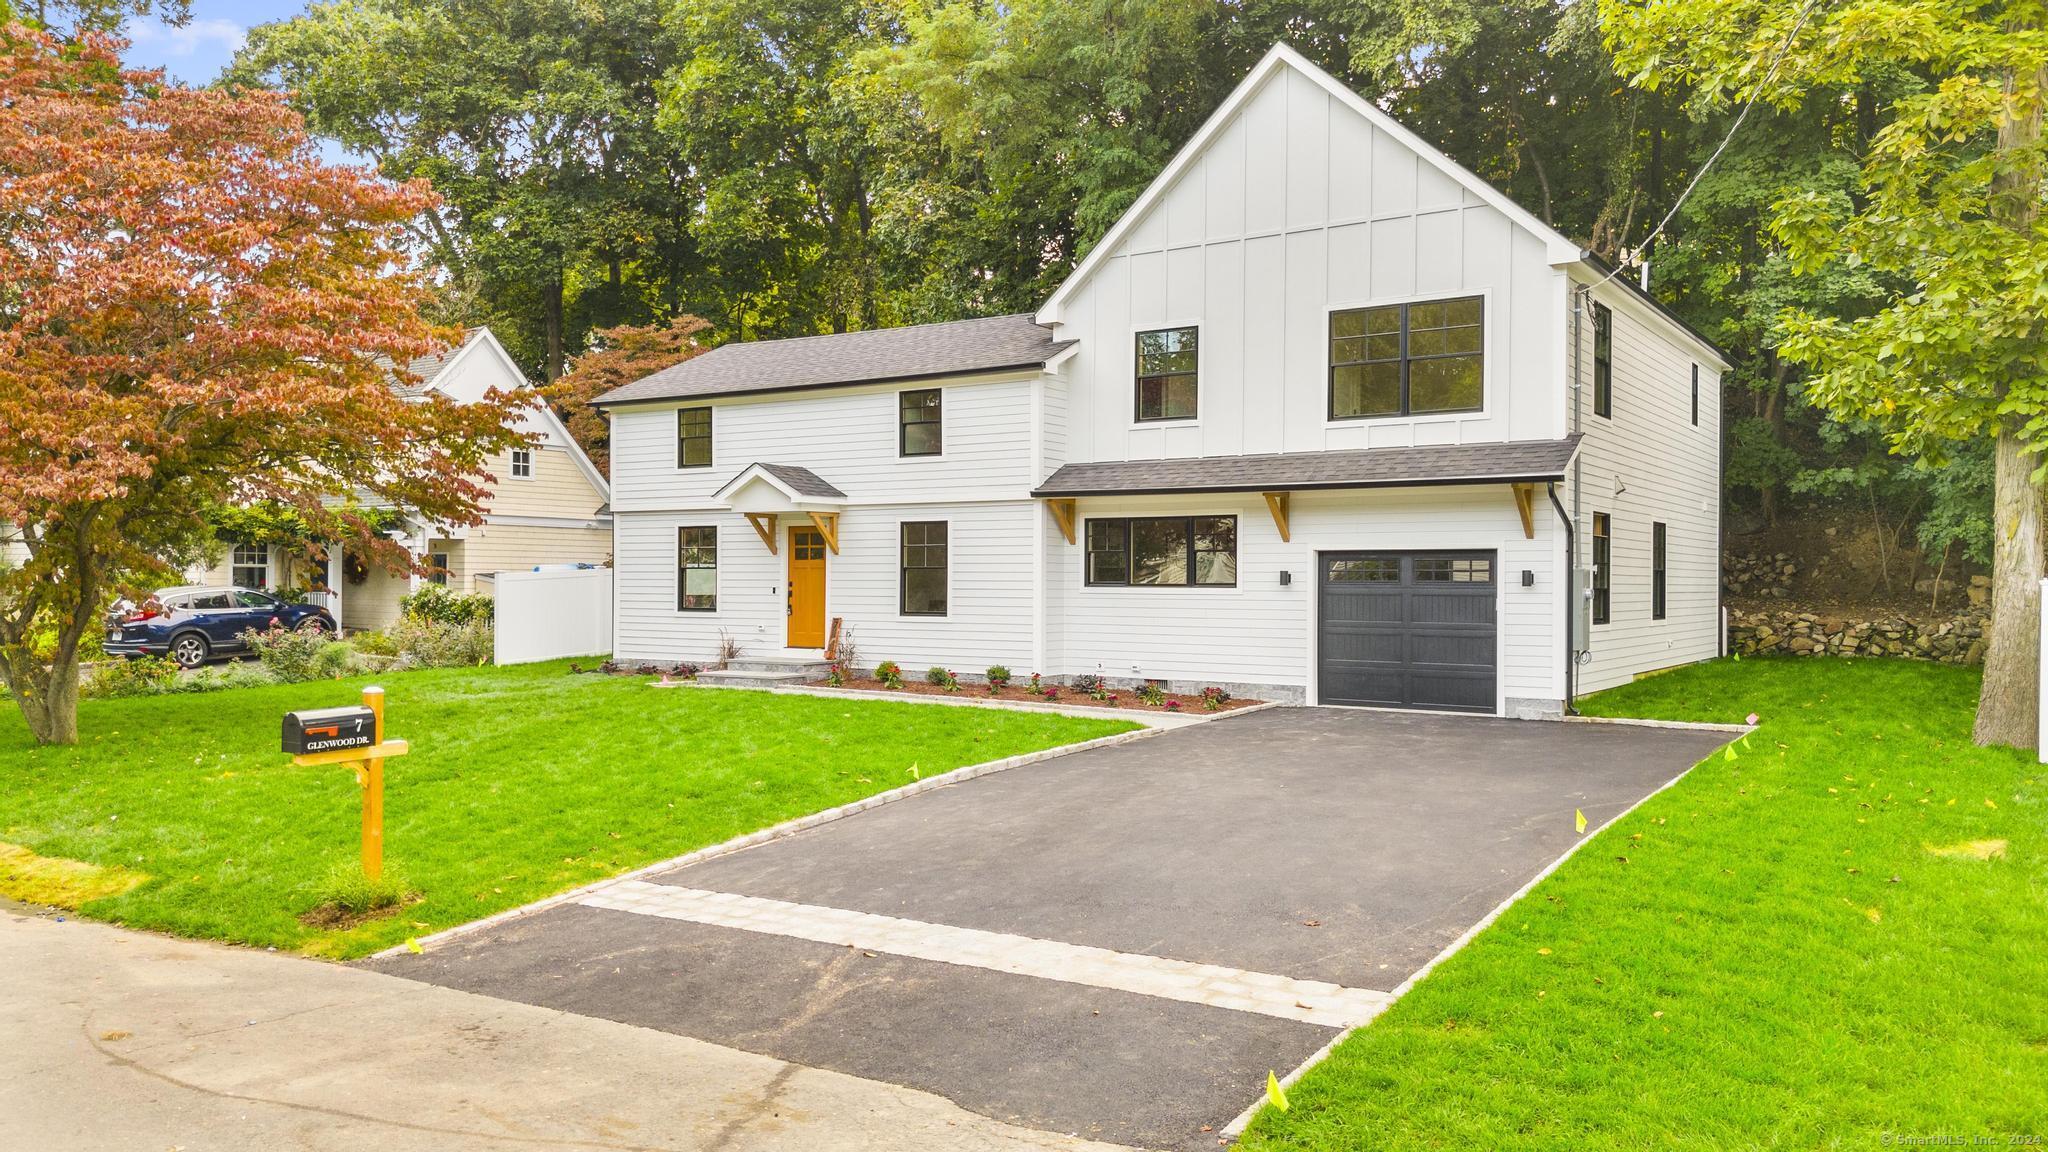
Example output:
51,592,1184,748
492,566,612,665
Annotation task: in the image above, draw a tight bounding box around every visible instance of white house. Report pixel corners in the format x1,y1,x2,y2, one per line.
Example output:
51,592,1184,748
593,44,1728,716
194,328,614,632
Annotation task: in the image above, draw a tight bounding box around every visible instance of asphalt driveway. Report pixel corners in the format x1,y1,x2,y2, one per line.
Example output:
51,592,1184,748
371,707,1731,1149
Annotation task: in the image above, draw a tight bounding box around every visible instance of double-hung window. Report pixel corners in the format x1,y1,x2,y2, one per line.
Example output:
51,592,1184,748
899,522,948,615
231,542,269,589
1084,516,1236,587
1329,296,1483,419
1135,327,1198,422
1593,303,1613,419
1591,513,1611,625
900,389,942,456
1652,522,1668,620
678,407,713,468
678,527,717,610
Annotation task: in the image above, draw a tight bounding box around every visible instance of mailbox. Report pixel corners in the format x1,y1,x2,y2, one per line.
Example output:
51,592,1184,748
282,705,377,755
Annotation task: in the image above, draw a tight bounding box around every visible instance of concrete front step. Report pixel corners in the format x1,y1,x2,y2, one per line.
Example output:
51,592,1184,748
723,655,832,675
694,668,819,689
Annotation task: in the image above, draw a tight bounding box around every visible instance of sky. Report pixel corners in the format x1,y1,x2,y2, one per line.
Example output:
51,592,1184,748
123,0,303,86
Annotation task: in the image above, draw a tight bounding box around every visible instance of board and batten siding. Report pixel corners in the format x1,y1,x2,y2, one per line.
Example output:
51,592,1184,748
607,373,1039,514
1568,277,1723,694
1041,487,1563,710
611,502,1036,672
1048,64,1565,468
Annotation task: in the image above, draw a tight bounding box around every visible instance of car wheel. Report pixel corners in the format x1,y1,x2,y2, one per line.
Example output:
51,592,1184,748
170,633,210,669
297,616,332,635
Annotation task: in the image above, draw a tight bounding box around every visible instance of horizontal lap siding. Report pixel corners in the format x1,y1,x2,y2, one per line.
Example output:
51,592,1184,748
1044,487,1560,705
1572,285,1722,694
612,503,1035,672
607,376,1035,513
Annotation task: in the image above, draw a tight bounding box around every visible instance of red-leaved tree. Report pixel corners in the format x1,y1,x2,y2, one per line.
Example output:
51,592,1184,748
0,24,525,744
543,314,714,474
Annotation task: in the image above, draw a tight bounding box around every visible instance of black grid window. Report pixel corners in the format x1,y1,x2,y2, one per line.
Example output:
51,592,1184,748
510,448,533,478
1329,296,1483,419
1592,513,1611,625
1653,522,1668,620
1085,516,1235,587
678,526,717,610
1135,327,1198,421
678,407,712,468
1593,304,1613,419
900,389,942,456
1416,556,1493,583
900,522,948,615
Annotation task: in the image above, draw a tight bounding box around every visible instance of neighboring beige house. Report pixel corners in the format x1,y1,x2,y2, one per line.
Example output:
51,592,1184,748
193,328,612,632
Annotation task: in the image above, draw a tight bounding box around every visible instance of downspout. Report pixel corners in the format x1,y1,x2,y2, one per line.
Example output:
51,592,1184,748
1548,482,1577,715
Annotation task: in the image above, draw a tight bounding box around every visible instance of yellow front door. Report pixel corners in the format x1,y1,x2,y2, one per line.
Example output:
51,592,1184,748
787,527,827,648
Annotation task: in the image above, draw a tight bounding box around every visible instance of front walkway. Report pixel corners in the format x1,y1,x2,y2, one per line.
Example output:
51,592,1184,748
0,903,1121,1152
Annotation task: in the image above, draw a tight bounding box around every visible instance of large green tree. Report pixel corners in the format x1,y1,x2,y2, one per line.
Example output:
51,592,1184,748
1605,0,2048,748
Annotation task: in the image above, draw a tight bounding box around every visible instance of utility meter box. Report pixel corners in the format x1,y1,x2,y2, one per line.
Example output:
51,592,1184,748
1571,566,1596,651
282,705,376,755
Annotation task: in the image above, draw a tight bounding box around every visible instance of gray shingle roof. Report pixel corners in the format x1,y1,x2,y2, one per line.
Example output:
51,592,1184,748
592,314,1072,406
1032,437,1582,496
755,463,845,499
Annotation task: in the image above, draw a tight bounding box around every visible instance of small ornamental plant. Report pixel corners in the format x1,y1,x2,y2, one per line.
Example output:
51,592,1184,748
876,660,904,689
1088,681,1115,703
924,666,959,691
1071,673,1104,696
1138,681,1167,706
986,665,1012,689
1164,699,1183,712
1027,672,1043,693
1200,686,1232,711
1040,684,1061,701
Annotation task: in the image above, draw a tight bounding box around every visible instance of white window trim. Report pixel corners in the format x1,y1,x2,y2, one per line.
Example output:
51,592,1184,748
1129,319,1204,430
896,515,953,619
230,540,272,590
509,447,536,480
1320,287,1495,429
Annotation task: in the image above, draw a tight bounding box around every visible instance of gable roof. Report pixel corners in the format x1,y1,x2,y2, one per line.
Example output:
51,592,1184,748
387,328,484,397
1032,437,1581,497
592,314,1073,407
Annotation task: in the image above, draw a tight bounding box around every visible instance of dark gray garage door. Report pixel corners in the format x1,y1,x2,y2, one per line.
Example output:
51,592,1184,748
1318,551,1497,712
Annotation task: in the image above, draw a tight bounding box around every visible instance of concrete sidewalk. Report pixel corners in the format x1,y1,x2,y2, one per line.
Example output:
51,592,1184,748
0,903,1128,1152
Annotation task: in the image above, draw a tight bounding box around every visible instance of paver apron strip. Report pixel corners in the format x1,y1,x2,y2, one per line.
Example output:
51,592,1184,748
582,879,1392,1029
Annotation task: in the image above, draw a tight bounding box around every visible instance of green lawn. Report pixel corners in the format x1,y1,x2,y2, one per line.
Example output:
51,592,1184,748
1244,657,2045,1149
0,662,1133,958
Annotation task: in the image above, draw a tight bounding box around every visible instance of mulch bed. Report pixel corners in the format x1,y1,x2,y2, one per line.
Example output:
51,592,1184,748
805,677,1261,714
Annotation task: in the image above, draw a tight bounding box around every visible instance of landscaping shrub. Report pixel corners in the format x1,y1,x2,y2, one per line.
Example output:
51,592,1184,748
1200,686,1232,711
397,583,494,625
875,660,904,689
81,655,181,698
925,666,959,691
243,624,363,683
986,665,1012,689
1138,681,1167,706
1071,673,1104,695
350,629,398,657
391,616,493,668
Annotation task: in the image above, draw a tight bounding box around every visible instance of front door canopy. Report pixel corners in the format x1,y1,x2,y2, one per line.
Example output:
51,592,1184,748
714,462,847,516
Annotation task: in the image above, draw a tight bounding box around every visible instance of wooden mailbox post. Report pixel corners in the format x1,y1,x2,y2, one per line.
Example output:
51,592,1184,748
284,686,409,880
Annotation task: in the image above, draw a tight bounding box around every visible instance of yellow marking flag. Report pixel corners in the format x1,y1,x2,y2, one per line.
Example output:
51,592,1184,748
1266,1070,1290,1112
1574,809,1587,835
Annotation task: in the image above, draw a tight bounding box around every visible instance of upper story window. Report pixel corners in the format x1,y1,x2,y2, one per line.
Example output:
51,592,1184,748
1135,326,1198,422
1690,363,1700,426
509,447,534,479
900,389,942,456
1652,522,1668,620
1329,296,1483,420
678,406,713,468
1593,303,1613,419
1085,516,1236,587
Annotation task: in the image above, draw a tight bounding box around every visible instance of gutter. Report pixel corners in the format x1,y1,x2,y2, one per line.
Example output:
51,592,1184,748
1029,472,1572,499
1547,482,1577,715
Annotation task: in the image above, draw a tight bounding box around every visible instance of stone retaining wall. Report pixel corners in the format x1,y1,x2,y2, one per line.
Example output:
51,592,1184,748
1727,606,1989,665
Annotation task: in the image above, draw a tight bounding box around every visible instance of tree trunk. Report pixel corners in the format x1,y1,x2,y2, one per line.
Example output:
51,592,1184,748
543,270,565,382
1976,60,2048,749
1974,420,2043,747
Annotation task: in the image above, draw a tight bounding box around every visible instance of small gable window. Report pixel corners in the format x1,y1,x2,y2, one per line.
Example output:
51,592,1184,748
509,447,534,479
1135,326,1198,422
1329,296,1483,419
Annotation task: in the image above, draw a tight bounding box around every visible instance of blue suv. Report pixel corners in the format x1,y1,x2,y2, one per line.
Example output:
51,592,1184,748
105,585,336,668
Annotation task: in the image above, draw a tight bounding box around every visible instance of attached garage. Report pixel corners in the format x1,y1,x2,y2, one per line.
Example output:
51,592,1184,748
1318,551,1498,713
